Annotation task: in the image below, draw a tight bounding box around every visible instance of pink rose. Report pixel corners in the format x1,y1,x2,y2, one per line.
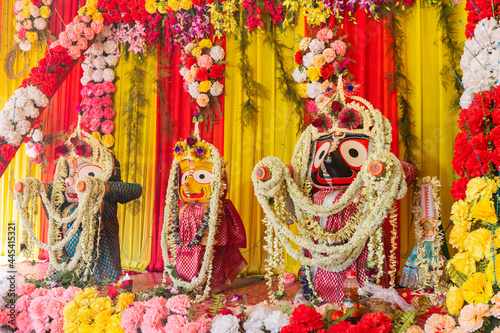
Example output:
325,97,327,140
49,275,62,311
82,16,92,23
164,315,187,333
76,38,88,51
316,28,333,42
121,303,145,333
166,295,191,315
33,143,45,154
331,40,347,57
15,311,32,332
91,20,104,34
19,27,27,39
28,296,49,320
197,54,213,69
283,272,295,284
103,107,115,119
83,28,95,41
68,46,81,59
101,120,114,134
16,283,35,296
90,118,101,132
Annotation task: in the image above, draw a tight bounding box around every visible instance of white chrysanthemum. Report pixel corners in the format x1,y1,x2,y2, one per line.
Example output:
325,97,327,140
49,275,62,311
26,86,48,107
83,68,94,80
299,37,311,51
23,101,39,119
92,69,104,82
210,81,224,96
307,81,322,99
81,62,91,72
91,42,104,56
210,314,239,333
14,1,23,11
292,66,307,83
185,42,197,54
106,55,119,67
103,68,115,82
15,120,31,135
0,120,14,137
188,82,200,99
263,310,290,333
13,107,27,123
103,40,118,54
5,130,23,146
244,306,272,332
19,40,32,52
302,52,314,68
93,56,107,69
179,67,189,77
209,45,225,62
32,129,43,142
308,39,325,55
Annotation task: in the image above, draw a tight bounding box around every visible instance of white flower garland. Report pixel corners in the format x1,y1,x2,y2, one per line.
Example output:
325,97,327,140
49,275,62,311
161,139,224,302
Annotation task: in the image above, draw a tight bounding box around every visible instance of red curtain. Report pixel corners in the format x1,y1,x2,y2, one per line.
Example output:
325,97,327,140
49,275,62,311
147,41,225,271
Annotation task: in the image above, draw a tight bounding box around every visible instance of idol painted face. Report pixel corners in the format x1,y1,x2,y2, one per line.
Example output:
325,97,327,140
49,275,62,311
65,158,103,202
179,160,213,203
309,132,371,188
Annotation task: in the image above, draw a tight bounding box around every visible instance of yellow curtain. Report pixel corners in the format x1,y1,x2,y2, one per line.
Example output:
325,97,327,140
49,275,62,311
399,3,467,261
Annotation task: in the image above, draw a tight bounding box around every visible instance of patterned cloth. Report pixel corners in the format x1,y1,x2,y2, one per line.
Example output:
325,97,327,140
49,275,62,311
176,199,247,294
47,181,142,283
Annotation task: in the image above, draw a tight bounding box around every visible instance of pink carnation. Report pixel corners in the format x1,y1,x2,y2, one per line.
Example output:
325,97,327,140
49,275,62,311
90,118,101,132
91,96,101,107
82,97,93,106
83,28,95,41
32,318,50,333
30,289,48,298
33,143,45,154
331,40,347,57
32,156,43,164
194,316,210,333
47,287,65,298
140,309,166,333
92,85,105,97
316,28,333,42
91,20,104,34
103,107,115,119
28,296,49,320
76,38,88,51
164,315,187,333
166,295,191,315
16,283,35,296
283,272,295,284
145,297,169,316
19,27,27,39
50,319,64,333
101,120,114,134
0,309,9,326
90,107,104,120
102,81,116,93
101,95,112,107
305,101,318,115
68,46,81,59
82,16,92,23
16,311,32,333
197,54,213,69
121,303,146,333
46,297,65,319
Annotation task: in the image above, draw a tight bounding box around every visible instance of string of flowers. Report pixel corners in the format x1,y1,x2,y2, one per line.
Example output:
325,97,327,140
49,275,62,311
12,0,53,52
24,120,47,167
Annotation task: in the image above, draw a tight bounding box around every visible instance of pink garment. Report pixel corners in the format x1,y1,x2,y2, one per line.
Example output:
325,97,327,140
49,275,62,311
176,200,247,293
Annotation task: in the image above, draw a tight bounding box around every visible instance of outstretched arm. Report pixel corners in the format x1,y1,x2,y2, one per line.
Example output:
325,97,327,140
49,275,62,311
105,182,143,204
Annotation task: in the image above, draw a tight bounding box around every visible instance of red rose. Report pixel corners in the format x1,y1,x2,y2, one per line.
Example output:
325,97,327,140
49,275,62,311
196,68,209,82
321,63,334,80
209,64,225,80
1,144,17,160
289,304,324,331
295,51,303,65
186,56,197,70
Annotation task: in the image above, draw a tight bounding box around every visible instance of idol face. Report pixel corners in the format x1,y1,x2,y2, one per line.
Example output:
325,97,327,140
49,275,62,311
309,132,371,188
179,160,213,203
65,158,103,202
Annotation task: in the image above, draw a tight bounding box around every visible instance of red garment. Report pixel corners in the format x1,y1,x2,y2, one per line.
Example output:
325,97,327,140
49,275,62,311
176,199,247,293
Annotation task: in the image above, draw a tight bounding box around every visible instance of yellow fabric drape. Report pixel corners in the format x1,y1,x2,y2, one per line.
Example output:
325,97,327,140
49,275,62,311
399,3,467,261
224,22,305,276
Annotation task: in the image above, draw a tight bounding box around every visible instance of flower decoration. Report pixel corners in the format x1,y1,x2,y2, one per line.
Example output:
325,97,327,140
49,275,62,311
338,108,361,130
174,141,188,161
12,0,53,51
190,141,211,162
25,123,47,166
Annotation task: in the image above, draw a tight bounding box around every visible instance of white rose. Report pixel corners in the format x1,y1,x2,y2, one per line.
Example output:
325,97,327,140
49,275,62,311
103,68,115,82
302,52,314,68
188,82,200,99
210,81,224,96
307,82,322,99
209,45,225,62
299,37,311,51
30,5,40,18
105,55,119,67
32,129,43,142
19,41,32,52
308,39,325,55
210,314,239,333
92,69,104,82
91,42,104,56
5,130,23,147
103,40,118,54
263,310,290,333
292,66,307,83
185,42,197,54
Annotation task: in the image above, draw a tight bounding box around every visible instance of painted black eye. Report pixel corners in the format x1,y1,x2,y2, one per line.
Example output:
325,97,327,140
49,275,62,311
349,149,359,158
181,171,189,185
77,165,102,179
193,170,212,184
313,142,331,169
339,140,368,168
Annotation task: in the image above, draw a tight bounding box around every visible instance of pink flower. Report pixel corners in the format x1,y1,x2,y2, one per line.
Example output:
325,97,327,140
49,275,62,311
305,101,318,115
16,311,32,333
46,297,65,319
76,38,88,51
194,316,210,333
182,322,203,333
424,314,456,333
121,303,145,333
68,46,81,59
30,289,48,298
76,22,87,33
32,156,43,164
144,296,169,316
166,295,191,315
50,319,64,333
101,95,112,106
102,81,116,93
197,54,213,69
19,27,27,39
164,315,187,333
322,48,335,63
91,96,101,107
0,309,8,326
180,53,188,65
90,107,104,120
283,272,295,284
83,27,95,41
331,40,347,57
47,287,65,298
28,296,49,320
103,107,115,119
91,20,104,34
196,94,209,108
101,120,114,134
316,28,333,42
16,283,36,296
32,318,50,333
33,143,44,154
82,97,93,106
90,118,101,132
82,16,92,23
140,309,166,333
92,85,105,97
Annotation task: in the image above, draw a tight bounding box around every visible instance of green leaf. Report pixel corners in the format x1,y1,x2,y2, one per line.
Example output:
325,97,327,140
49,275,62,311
393,309,418,333
208,294,226,318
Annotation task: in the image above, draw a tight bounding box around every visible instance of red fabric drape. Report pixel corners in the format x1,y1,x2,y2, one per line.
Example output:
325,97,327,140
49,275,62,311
148,41,225,271
38,0,83,259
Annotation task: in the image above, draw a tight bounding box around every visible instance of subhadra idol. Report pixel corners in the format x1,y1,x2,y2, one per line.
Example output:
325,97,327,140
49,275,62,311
253,77,414,304
161,134,247,301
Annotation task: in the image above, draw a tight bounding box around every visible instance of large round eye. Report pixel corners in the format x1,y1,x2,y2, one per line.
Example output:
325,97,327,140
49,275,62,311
180,171,189,185
313,141,331,170
77,165,102,178
339,139,369,169
193,170,212,184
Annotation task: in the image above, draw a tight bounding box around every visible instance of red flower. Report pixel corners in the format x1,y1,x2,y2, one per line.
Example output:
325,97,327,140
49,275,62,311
107,285,119,299
327,321,352,333
331,101,343,113
49,45,67,55
464,149,490,177
357,312,392,333
312,118,324,128
321,63,334,80
54,66,66,78
209,64,225,80
1,144,17,160
196,68,209,82
281,325,308,333
186,56,197,70
289,304,324,331
32,0,41,5
192,0,202,5
295,51,303,65
61,55,73,67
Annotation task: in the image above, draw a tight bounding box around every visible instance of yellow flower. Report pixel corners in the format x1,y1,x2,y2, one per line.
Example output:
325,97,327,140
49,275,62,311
448,252,476,277
306,66,321,81
63,301,79,322
464,228,493,260
40,6,51,18
174,141,188,161
77,307,94,324
199,81,212,93
94,309,113,331
91,297,113,314
74,288,99,306
26,31,38,43
106,314,123,333
179,0,193,10
451,200,471,224
471,200,498,224
466,177,497,202
116,293,135,312
79,322,94,333
145,2,157,13
92,132,102,141
21,9,31,19
485,257,500,285
449,221,469,251
446,286,464,315
198,39,213,49
101,134,114,148
191,47,202,58
462,272,494,305
167,0,180,11
190,142,211,162
92,12,103,22
63,319,79,333
297,83,308,98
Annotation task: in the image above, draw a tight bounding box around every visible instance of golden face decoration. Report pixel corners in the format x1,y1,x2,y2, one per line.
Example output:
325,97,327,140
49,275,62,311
179,159,213,203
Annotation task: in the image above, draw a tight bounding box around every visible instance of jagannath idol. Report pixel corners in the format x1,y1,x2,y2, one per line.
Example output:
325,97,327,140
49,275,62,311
161,131,247,301
15,118,142,282
252,76,416,304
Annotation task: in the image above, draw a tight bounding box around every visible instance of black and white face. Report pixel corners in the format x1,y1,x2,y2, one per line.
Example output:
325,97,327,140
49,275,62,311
64,158,102,202
309,132,371,188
